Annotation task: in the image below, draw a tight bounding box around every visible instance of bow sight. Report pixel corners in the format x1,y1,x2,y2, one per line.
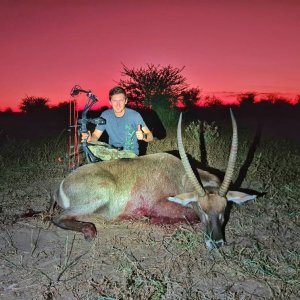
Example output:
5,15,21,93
70,85,106,164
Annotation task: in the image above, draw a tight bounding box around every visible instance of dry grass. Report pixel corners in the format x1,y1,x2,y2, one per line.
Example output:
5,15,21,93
0,113,299,299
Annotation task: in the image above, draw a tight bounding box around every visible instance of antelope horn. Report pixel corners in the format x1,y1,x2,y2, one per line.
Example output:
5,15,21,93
177,113,206,196
219,109,238,197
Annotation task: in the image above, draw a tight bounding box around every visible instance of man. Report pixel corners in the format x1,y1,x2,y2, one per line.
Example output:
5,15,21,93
82,86,153,155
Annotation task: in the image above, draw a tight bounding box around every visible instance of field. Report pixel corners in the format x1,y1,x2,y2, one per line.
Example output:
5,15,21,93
0,106,299,299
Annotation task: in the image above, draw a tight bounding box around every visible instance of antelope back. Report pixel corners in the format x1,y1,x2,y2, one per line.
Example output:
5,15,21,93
56,153,196,219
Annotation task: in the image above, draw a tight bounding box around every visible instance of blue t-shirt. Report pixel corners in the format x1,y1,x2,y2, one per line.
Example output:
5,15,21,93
96,108,146,155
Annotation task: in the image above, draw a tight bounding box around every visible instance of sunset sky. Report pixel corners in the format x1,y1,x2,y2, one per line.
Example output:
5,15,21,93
0,0,299,111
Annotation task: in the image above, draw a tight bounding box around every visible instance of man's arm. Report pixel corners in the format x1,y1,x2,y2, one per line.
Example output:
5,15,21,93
141,126,153,142
81,128,103,142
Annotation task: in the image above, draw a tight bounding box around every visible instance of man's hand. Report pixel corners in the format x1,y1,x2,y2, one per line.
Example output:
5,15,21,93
136,125,144,140
81,129,102,143
81,131,91,142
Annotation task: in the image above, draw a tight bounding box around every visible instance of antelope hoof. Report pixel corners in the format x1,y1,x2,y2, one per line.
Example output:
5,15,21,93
81,223,97,241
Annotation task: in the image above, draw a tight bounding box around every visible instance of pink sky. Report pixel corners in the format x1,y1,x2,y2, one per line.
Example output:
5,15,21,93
0,0,299,111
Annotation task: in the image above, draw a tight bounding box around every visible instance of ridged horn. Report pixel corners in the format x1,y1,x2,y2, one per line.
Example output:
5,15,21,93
177,113,206,196
218,109,238,197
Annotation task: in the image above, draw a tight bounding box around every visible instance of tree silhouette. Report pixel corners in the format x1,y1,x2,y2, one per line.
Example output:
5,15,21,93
203,95,223,107
238,92,256,107
51,101,69,113
19,96,50,114
264,93,291,105
180,87,201,109
118,64,188,109
4,107,13,113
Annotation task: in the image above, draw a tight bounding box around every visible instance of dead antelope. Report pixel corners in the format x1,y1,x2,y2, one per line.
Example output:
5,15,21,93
53,109,256,249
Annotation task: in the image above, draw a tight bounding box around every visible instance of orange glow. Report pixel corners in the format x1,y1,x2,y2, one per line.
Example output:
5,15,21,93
0,1,299,111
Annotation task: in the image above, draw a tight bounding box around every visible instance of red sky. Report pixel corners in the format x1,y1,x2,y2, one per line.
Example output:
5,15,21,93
0,0,299,111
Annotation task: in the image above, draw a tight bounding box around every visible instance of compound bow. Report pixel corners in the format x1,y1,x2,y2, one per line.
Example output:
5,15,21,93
70,85,106,164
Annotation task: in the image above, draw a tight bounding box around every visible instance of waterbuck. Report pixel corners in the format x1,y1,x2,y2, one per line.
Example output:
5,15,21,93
53,109,256,249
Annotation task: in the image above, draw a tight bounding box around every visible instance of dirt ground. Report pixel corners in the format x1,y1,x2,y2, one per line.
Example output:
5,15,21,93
0,112,299,300
0,216,282,300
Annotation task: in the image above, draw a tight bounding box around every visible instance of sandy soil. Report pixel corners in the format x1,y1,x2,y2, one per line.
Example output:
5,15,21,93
1,111,299,299
1,174,299,300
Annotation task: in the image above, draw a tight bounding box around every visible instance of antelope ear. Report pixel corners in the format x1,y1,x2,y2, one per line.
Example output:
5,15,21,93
167,192,198,206
226,191,257,204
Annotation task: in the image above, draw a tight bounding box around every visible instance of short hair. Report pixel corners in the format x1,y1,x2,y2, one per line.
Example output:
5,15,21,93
109,86,127,100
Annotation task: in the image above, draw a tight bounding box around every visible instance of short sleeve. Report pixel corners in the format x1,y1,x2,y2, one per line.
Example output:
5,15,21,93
96,111,107,132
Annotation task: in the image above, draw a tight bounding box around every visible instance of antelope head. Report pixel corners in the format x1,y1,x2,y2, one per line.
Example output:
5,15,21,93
168,109,238,249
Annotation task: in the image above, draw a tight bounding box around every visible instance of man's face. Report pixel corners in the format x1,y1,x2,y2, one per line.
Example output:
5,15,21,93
110,93,127,116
